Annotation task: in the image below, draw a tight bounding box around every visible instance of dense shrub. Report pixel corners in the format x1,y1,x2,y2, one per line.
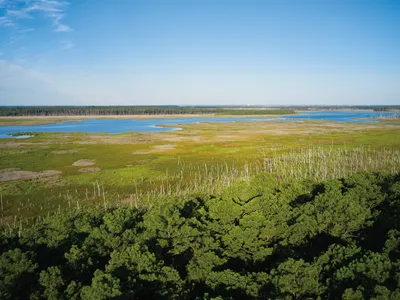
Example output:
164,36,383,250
1,172,399,299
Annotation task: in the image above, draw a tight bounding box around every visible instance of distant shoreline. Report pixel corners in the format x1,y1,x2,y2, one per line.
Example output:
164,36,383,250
0,114,286,126
0,114,284,120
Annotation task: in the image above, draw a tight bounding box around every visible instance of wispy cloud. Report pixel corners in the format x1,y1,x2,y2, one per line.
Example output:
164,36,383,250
0,59,52,85
0,0,72,32
0,15,15,27
59,39,73,50
54,23,70,32
19,28,35,33
0,59,75,105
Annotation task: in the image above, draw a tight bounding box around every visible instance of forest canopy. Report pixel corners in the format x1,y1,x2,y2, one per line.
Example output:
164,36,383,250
0,106,295,117
1,171,400,299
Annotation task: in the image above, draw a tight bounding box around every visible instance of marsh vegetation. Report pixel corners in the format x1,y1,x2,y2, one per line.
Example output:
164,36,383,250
0,120,399,221
0,117,399,299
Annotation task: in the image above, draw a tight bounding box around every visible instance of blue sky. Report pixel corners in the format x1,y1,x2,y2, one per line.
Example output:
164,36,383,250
0,0,399,106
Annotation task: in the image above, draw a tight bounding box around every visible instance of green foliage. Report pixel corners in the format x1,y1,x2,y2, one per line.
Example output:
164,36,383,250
0,171,399,299
7,131,37,137
313,179,373,238
0,249,38,299
80,270,121,300
39,266,64,300
271,258,323,298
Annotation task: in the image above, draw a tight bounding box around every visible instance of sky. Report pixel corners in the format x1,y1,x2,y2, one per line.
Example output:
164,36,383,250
0,0,399,106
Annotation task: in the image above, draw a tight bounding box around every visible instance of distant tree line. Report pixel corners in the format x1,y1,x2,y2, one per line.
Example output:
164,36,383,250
2,105,399,117
0,106,295,117
215,109,295,115
1,172,400,299
373,106,400,112
284,105,400,112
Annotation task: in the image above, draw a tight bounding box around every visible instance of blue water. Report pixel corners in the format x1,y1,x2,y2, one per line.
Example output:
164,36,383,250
0,117,273,138
0,111,398,138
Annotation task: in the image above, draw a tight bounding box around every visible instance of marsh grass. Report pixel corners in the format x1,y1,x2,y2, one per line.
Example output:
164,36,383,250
2,144,400,233
92,145,400,210
1,119,400,230
265,145,400,180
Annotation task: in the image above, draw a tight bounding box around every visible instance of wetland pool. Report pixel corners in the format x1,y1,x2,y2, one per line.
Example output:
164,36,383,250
0,110,397,138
